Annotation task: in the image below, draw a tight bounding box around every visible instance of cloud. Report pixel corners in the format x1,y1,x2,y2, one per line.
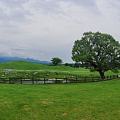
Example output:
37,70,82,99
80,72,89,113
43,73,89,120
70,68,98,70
0,0,30,27
0,0,120,62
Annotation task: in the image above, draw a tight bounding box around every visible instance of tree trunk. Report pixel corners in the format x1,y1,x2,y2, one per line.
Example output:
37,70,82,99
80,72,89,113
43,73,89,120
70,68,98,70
99,71,105,80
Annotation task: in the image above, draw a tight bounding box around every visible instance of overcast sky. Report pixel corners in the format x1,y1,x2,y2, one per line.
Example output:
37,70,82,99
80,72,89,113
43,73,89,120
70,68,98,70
0,0,120,62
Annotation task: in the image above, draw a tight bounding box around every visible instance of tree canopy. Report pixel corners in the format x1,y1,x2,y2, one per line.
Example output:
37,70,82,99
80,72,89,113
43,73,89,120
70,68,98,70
51,57,62,66
72,32,120,79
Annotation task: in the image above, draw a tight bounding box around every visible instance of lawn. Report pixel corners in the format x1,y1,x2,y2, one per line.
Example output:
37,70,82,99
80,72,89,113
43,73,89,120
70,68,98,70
0,79,120,120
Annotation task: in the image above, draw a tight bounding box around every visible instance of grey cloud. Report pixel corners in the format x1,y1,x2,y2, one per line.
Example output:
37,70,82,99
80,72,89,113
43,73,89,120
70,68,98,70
10,47,47,60
0,0,120,62
0,0,28,7
65,0,96,6
0,0,31,27
0,0,99,27
23,0,99,15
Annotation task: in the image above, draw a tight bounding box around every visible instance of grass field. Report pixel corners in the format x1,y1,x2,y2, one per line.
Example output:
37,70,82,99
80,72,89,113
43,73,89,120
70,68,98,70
0,79,119,120
0,61,119,120
0,61,119,77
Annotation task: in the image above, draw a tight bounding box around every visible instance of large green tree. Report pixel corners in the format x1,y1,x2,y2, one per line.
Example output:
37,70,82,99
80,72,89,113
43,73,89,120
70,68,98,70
51,57,62,66
72,32,120,79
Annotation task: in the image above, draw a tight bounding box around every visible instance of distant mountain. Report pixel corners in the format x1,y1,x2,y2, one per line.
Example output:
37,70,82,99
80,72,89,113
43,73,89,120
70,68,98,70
0,56,50,64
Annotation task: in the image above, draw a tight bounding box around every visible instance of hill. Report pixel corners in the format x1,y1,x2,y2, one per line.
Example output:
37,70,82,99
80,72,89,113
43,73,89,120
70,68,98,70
0,61,82,72
0,56,50,64
0,61,119,77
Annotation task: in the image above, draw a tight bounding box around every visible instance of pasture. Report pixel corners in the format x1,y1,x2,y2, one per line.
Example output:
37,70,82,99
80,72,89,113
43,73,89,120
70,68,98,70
0,79,120,120
0,61,119,77
0,61,119,120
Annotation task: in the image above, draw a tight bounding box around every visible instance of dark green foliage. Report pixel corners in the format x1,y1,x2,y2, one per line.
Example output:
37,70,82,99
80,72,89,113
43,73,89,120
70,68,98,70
74,62,81,68
51,57,62,66
64,63,74,67
72,32,120,79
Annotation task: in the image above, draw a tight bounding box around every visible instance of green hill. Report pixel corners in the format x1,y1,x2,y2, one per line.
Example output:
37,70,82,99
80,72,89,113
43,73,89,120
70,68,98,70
0,61,93,76
0,61,79,71
0,61,119,77
0,61,50,70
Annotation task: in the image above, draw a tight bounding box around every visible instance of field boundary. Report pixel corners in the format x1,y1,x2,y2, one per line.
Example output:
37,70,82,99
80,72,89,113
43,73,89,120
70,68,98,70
0,75,119,84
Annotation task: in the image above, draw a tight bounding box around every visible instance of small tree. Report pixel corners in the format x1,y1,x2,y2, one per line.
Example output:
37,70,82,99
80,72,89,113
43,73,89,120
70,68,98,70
51,57,62,66
72,32,120,79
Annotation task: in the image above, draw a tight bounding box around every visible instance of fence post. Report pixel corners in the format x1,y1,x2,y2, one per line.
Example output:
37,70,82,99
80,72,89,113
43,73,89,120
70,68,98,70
21,78,22,84
44,78,46,84
36,79,38,84
76,76,77,81
91,77,94,82
32,77,34,84
66,77,68,84
117,75,118,78
84,77,86,83
9,77,10,84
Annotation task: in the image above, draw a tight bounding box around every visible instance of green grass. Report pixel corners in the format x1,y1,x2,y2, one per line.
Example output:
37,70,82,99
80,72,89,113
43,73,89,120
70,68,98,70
0,61,119,77
0,79,119,120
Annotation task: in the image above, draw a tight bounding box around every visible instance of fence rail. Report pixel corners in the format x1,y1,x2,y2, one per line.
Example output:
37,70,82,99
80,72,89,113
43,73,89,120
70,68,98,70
0,75,119,85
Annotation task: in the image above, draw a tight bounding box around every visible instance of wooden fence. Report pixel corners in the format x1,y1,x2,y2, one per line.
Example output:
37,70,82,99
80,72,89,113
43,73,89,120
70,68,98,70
0,75,119,85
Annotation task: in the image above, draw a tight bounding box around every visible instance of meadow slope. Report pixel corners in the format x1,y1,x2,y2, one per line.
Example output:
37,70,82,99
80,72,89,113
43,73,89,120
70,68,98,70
0,61,119,77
